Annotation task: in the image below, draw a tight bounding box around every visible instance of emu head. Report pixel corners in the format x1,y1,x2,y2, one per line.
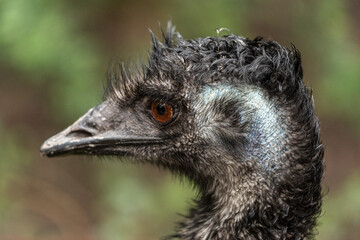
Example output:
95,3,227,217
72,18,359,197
41,24,323,239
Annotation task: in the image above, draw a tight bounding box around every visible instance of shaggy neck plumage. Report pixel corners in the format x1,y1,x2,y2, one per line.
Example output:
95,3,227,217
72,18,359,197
173,148,322,240
174,162,268,240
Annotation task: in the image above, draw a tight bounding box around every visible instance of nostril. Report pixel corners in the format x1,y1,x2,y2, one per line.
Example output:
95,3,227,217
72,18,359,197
84,121,99,130
67,129,93,138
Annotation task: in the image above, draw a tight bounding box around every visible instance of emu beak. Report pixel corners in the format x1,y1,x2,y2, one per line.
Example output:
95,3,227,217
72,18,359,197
40,101,162,157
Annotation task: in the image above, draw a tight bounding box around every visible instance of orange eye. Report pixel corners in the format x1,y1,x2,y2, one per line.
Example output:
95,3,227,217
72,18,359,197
151,101,174,123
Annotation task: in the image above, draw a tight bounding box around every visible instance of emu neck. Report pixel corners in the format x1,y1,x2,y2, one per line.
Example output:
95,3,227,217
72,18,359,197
175,164,272,240
173,163,320,240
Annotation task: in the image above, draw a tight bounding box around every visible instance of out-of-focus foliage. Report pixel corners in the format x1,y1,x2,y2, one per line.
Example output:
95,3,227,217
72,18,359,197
0,0,102,121
0,121,30,214
0,120,35,236
314,0,360,130
168,0,247,37
318,173,360,240
0,0,359,239
97,163,195,240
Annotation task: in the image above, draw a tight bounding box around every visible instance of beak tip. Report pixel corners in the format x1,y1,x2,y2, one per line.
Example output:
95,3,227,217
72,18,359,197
40,136,64,157
40,141,53,157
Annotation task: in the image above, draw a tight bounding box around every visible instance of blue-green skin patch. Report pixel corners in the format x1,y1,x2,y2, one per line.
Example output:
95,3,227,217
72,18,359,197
194,84,286,170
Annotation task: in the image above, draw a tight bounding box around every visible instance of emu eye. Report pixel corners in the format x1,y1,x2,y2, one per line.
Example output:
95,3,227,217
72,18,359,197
151,101,174,123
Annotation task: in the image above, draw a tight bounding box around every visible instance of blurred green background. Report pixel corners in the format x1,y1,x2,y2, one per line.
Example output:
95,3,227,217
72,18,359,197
0,0,360,239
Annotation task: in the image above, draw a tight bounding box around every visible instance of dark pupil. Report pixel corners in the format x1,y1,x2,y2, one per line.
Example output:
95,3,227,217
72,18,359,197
157,104,166,115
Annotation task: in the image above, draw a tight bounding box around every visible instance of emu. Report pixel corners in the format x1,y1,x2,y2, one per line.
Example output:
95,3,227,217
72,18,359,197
41,23,324,240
